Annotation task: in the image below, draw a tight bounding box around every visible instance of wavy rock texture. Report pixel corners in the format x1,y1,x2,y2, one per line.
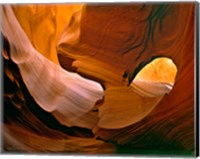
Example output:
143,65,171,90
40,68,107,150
1,3,196,155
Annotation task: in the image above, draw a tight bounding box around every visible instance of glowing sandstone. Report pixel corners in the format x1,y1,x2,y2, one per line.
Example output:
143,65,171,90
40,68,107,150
1,5,103,129
58,3,194,151
1,3,195,153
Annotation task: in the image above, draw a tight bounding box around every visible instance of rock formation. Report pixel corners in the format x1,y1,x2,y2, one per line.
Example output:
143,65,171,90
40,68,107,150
1,3,196,155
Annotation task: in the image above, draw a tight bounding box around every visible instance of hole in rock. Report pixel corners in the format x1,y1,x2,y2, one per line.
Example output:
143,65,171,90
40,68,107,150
131,57,178,97
97,57,178,129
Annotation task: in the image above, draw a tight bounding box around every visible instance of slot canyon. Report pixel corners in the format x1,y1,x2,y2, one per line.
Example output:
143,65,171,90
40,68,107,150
1,2,196,155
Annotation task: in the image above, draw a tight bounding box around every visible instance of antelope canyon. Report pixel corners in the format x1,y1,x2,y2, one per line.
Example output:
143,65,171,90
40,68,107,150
0,2,197,156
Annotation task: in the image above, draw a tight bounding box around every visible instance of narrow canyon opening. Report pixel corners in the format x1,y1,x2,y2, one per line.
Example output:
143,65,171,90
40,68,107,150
131,57,178,97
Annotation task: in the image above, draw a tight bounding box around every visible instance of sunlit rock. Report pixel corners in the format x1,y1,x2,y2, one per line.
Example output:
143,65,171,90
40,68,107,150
1,5,104,129
1,2,196,155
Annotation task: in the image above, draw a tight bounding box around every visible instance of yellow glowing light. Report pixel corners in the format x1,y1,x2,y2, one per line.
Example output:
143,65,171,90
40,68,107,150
134,57,177,84
12,4,83,65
